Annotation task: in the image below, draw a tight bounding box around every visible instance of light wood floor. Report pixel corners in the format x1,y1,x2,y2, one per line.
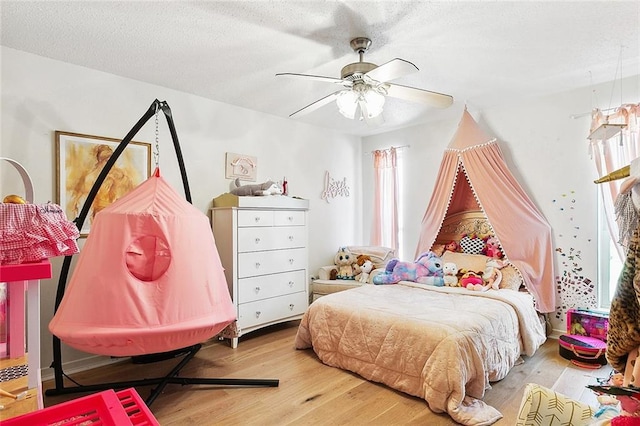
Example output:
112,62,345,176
39,321,611,425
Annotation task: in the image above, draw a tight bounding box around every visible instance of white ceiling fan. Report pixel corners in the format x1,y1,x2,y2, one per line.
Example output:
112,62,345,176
276,37,454,123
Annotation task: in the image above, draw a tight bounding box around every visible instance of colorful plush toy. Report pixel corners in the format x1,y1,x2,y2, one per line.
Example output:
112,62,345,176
459,270,487,291
334,247,357,280
372,251,444,285
483,236,503,259
443,262,459,286
445,240,460,253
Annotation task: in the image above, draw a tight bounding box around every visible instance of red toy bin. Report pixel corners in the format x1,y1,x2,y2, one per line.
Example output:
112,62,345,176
2,388,159,426
566,308,609,342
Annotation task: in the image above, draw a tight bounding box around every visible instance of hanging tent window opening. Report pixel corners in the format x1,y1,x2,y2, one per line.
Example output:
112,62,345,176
47,99,278,407
415,110,556,313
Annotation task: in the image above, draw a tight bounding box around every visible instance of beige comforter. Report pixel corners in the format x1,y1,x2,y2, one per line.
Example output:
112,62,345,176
294,282,546,426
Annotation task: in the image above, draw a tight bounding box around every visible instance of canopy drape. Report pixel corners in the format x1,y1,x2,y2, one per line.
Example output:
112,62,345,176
416,110,556,312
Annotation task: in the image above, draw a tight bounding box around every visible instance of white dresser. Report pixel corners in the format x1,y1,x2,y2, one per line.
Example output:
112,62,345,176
211,194,309,348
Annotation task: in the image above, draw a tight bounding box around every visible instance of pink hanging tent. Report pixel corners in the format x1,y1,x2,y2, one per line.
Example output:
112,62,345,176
49,172,236,356
415,110,556,313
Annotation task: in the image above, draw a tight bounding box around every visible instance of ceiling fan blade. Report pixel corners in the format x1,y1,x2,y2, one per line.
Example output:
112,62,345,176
289,91,342,117
276,72,346,85
365,58,419,83
385,83,454,108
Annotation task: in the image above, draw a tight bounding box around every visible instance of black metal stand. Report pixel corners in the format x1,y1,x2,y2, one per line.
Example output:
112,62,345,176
46,99,279,407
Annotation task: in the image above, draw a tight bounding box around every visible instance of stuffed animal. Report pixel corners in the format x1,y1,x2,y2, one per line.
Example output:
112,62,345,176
482,258,505,290
334,247,357,280
484,236,503,259
356,259,374,283
373,251,444,285
230,178,283,196
354,254,373,283
445,240,460,253
443,262,459,286
460,270,488,291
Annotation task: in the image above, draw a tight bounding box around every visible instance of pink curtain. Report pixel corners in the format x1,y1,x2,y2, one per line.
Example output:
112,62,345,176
590,103,640,259
415,110,556,313
371,147,399,252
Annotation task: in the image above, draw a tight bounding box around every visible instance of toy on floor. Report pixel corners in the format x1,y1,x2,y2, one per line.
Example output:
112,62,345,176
373,251,444,285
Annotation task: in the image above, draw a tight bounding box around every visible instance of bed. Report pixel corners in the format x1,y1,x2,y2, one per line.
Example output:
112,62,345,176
294,211,548,426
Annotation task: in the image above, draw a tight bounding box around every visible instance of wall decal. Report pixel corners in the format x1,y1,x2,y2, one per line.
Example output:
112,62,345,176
552,190,596,327
321,171,350,203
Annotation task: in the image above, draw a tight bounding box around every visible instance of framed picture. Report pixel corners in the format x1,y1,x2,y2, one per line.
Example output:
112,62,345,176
225,152,257,182
55,131,151,236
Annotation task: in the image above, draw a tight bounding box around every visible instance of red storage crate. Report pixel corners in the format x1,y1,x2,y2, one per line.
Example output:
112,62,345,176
3,388,159,426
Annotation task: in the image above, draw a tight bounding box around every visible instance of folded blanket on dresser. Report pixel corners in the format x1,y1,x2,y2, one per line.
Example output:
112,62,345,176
295,282,546,426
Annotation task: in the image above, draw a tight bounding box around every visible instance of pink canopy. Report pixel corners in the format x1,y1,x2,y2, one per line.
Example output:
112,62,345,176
415,110,556,312
49,173,236,356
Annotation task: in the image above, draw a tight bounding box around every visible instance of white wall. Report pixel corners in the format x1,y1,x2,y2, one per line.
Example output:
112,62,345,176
362,74,640,333
0,47,363,374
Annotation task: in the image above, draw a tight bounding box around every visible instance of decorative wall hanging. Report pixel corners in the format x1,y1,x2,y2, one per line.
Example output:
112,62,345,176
225,152,257,182
55,131,151,236
321,171,350,203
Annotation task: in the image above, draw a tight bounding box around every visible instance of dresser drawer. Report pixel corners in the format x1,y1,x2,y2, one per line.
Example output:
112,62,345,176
238,248,307,278
237,210,273,227
238,270,306,303
237,226,307,253
238,291,308,329
273,210,305,226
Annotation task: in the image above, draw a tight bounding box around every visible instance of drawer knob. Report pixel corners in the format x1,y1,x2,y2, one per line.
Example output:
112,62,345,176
288,216,293,221
289,304,295,310
254,286,261,293
255,311,261,318
255,237,261,244
289,258,294,264
288,280,294,287
288,235,294,241
255,262,261,269
254,217,261,223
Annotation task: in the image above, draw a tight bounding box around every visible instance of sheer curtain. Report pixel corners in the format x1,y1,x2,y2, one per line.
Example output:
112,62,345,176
371,147,399,252
590,103,640,259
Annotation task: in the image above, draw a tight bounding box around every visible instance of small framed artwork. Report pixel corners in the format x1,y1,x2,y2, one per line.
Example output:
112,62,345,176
225,152,257,182
55,131,151,236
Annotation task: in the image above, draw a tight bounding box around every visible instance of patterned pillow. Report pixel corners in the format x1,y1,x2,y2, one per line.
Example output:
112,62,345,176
516,383,594,426
499,265,523,291
459,235,486,254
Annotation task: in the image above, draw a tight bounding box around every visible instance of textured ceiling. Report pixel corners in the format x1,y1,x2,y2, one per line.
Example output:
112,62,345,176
1,1,639,136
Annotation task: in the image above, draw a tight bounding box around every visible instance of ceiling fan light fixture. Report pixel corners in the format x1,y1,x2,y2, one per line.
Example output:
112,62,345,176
363,89,385,118
336,89,359,119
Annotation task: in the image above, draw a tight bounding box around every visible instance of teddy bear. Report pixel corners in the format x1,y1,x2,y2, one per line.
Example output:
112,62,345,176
230,178,283,196
482,258,505,290
442,262,459,286
373,251,444,285
334,246,357,280
483,236,503,259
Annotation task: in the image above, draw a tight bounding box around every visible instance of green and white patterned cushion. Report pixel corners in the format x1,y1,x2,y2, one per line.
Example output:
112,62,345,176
516,383,595,426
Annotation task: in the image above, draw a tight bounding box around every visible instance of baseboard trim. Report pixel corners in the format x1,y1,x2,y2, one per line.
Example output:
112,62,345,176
41,355,126,382
549,329,562,340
